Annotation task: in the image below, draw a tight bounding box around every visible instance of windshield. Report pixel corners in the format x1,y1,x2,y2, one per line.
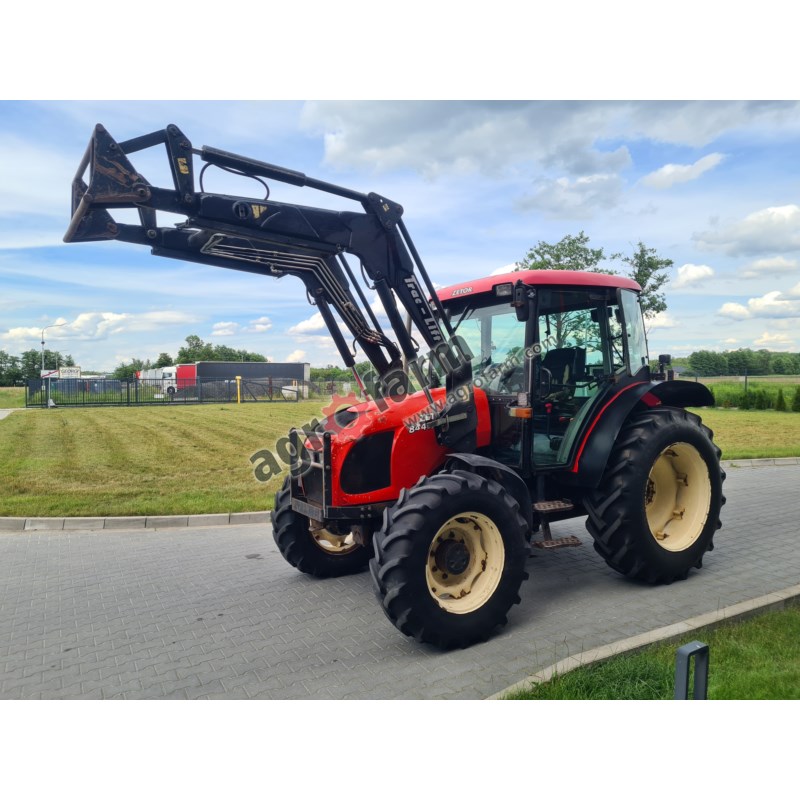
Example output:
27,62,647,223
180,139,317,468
447,298,527,395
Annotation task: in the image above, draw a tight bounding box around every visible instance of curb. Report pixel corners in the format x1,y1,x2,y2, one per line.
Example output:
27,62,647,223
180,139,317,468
488,582,800,700
0,511,270,532
722,457,800,468
0,459,797,532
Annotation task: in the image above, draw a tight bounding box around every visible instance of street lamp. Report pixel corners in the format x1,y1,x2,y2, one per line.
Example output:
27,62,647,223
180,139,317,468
40,322,68,409
41,322,68,374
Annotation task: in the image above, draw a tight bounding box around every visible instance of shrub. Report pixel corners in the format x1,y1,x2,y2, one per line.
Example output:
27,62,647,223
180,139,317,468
793,386,800,413
775,388,787,412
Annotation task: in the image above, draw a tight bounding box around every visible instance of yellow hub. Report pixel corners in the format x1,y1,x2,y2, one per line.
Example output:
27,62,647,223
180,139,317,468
311,526,360,555
645,443,712,552
426,512,505,614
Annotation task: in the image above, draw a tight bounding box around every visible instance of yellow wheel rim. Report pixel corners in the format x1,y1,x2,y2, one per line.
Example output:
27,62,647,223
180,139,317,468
645,443,712,552
425,512,505,614
311,526,361,555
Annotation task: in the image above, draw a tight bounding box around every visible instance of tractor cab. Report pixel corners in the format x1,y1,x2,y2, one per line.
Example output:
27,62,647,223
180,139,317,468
438,270,648,474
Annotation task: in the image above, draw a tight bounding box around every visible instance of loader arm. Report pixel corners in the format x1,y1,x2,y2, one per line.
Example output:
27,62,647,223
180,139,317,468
64,124,477,447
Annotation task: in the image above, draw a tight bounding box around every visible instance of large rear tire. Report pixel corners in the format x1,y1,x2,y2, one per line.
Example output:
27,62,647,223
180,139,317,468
370,470,530,649
271,477,372,578
584,407,725,584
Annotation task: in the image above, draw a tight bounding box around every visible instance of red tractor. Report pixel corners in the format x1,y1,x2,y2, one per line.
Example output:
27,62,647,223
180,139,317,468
65,124,725,648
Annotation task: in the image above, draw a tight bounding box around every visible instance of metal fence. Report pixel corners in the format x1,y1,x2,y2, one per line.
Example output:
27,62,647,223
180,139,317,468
25,377,357,407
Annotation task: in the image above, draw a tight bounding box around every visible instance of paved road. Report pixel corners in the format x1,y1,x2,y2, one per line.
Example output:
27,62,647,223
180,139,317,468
1,464,797,699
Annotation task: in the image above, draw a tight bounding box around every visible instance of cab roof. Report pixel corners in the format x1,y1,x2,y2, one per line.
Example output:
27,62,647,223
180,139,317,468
437,269,641,303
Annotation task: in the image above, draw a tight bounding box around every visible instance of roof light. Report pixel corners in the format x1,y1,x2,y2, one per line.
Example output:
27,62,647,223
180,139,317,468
494,282,513,297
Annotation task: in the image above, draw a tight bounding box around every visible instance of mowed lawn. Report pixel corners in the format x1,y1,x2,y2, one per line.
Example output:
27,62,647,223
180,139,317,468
0,401,327,517
693,408,800,459
0,401,798,517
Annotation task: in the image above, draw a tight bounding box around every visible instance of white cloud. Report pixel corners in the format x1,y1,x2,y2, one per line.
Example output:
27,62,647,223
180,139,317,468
722,338,739,344
647,311,679,329
740,256,800,279
641,153,725,189
694,204,800,256
288,312,326,335
490,263,518,276
247,316,272,333
300,101,800,178
1,310,199,345
210,321,240,337
673,263,714,288
518,174,623,218
285,349,307,362
718,302,750,320
753,331,794,349
717,290,800,320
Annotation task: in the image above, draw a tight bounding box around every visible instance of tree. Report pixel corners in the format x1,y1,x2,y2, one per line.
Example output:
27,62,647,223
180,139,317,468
154,352,174,368
0,350,23,385
689,350,729,377
792,386,800,412
775,388,787,412
517,233,672,321
176,334,268,364
112,359,149,381
516,231,610,273
611,241,672,320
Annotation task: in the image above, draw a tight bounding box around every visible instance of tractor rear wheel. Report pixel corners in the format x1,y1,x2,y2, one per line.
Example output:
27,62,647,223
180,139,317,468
271,477,371,578
584,407,725,584
370,470,530,649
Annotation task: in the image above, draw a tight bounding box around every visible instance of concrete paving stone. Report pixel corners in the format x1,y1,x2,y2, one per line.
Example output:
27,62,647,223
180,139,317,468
0,518,26,531
157,688,189,700
185,679,226,699
201,689,251,700
2,464,798,700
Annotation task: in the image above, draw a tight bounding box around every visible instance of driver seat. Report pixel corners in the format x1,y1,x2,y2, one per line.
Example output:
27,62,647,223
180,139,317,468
542,347,586,395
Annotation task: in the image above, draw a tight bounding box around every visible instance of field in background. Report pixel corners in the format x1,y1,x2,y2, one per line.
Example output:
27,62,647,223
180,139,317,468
1,401,798,517
693,408,800,459
0,387,25,408
0,402,326,517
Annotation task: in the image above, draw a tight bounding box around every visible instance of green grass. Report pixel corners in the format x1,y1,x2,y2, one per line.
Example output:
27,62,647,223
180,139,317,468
0,401,327,517
689,408,800,459
504,606,800,699
1,401,799,517
0,387,25,408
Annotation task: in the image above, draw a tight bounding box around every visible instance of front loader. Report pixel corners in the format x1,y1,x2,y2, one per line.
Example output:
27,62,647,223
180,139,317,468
64,124,725,648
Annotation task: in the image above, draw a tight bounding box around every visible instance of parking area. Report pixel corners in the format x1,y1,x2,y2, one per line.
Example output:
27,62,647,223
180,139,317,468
1,463,798,699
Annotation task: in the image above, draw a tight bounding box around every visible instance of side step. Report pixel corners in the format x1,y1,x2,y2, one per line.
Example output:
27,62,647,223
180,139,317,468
531,499,582,550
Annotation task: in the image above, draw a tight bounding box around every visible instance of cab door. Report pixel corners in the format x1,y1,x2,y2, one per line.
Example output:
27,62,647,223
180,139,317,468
530,287,624,468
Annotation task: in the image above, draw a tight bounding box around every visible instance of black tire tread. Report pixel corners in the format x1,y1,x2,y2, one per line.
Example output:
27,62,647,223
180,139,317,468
271,477,371,578
584,406,726,584
370,470,530,648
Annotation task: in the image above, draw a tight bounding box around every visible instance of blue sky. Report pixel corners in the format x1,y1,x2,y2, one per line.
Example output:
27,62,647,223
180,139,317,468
3,100,800,371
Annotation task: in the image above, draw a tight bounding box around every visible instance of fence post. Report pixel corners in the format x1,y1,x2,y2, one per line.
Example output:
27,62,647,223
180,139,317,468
126,380,131,406
236,376,242,404
674,641,709,699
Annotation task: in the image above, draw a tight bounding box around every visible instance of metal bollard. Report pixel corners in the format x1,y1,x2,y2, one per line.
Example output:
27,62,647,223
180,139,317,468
674,641,709,700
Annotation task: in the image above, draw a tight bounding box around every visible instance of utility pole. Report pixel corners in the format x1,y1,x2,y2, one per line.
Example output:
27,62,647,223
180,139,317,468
41,322,68,407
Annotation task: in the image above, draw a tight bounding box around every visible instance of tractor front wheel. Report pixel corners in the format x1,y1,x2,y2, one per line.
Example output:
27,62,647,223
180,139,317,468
271,477,371,578
584,407,725,584
370,470,530,648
